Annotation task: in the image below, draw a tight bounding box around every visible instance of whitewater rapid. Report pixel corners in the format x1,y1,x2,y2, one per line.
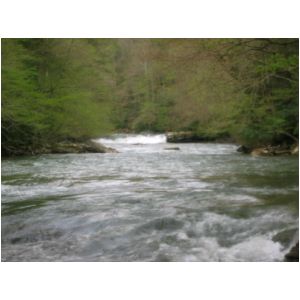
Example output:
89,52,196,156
95,133,236,155
1,134,298,261
96,133,167,145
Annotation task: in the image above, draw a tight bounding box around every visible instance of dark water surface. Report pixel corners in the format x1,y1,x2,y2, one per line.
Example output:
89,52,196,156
1,134,299,261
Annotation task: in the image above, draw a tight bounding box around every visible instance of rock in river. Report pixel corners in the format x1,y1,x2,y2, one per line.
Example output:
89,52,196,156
164,147,180,150
285,242,299,262
237,145,252,154
51,140,118,154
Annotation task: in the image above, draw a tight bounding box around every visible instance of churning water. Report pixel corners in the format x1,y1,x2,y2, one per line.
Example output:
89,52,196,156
97,133,167,145
1,134,299,261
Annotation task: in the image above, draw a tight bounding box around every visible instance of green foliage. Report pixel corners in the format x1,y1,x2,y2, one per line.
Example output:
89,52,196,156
226,39,299,145
2,39,117,155
1,38,298,155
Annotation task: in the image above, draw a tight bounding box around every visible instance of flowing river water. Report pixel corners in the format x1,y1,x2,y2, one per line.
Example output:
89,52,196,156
1,134,299,261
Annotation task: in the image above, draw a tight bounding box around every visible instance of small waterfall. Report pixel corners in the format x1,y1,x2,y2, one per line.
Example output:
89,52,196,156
96,133,166,145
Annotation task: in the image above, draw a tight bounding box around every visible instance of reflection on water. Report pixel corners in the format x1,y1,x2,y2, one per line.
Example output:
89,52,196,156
1,134,299,261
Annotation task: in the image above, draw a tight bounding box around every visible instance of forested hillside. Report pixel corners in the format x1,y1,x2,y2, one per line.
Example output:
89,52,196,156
1,38,298,155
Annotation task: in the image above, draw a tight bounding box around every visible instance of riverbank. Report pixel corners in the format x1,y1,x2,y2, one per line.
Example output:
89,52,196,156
1,140,118,157
166,131,234,143
8,131,296,159
166,131,299,156
237,144,299,156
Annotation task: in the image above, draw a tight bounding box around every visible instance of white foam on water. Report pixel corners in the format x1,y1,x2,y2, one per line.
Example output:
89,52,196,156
177,231,189,240
222,236,284,261
179,210,295,261
215,194,260,204
96,133,166,145
180,235,285,262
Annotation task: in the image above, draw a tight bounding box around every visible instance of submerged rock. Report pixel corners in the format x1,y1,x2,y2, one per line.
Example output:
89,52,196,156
285,242,299,262
164,147,180,150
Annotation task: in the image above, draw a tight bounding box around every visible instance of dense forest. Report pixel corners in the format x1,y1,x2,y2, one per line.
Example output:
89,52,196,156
1,38,299,155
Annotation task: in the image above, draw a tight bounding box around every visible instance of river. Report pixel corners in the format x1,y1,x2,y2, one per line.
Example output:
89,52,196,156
1,134,299,261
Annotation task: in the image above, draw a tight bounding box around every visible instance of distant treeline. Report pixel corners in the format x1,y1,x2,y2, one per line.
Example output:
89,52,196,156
1,38,298,155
